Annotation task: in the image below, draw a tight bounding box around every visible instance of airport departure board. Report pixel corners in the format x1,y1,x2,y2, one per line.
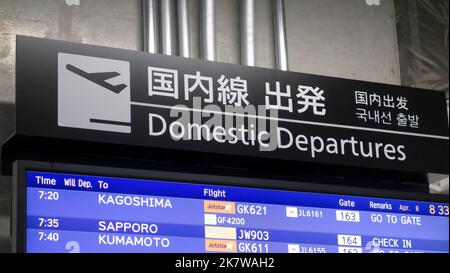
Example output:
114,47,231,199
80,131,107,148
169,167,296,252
25,171,449,253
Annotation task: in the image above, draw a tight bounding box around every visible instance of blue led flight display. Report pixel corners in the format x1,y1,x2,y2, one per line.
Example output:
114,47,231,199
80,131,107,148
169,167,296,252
25,171,449,253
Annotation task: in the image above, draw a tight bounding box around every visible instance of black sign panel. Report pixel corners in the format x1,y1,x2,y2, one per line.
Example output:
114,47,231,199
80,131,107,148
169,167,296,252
14,36,449,174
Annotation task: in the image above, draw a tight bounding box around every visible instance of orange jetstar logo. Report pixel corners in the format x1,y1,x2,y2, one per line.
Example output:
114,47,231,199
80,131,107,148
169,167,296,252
204,200,235,214
205,239,236,252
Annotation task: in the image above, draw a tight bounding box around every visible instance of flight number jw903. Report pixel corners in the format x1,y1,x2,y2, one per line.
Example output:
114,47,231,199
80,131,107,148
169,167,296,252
238,229,270,241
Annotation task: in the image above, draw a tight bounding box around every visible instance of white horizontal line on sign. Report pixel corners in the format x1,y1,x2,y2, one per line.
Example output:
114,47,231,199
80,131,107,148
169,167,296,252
130,102,450,140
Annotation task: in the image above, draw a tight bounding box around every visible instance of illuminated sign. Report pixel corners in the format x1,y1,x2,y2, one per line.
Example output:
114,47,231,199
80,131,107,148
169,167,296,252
10,36,449,174
24,171,449,253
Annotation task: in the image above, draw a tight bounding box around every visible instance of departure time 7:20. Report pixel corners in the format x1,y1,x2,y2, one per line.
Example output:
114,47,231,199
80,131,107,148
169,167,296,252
38,190,60,200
